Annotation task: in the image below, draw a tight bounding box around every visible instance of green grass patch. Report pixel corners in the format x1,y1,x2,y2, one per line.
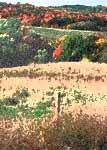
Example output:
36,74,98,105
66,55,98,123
33,100,52,118
31,26,96,40
0,105,18,119
0,91,52,119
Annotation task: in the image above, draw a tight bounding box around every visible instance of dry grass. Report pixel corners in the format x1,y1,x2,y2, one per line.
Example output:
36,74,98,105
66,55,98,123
0,62,107,149
0,113,107,150
0,62,107,100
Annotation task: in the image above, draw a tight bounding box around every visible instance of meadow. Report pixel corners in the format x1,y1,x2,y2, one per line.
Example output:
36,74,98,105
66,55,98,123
0,62,107,150
0,2,107,150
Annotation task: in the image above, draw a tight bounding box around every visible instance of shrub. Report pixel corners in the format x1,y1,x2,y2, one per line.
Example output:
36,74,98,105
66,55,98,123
49,35,68,48
83,35,99,61
0,18,53,67
48,16,71,27
94,38,107,63
71,20,99,31
34,49,48,64
95,38,107,48
98,47,107,63
60,34,100,62
59,34,85,61
90,16,106,27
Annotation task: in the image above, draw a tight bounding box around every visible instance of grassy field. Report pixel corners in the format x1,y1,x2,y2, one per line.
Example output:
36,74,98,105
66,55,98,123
0,62,107,150
23,25,107,40
0,62,107,108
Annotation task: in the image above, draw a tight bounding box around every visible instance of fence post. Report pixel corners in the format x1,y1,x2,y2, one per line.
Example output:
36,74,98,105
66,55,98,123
55,92,62,119
50,92,62,125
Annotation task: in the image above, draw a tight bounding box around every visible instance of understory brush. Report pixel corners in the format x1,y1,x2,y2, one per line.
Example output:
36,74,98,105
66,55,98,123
0,113,107,150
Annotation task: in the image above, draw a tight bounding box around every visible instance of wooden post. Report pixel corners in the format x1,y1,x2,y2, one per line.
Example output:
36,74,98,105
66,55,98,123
55,92,61,118
50,92,62,125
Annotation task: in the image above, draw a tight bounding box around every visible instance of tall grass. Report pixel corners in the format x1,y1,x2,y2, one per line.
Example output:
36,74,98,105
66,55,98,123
0,113,107,150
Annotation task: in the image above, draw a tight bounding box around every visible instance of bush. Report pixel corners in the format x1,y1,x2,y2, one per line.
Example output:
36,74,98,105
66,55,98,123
48,16,71,27
34,49,48,64
95,38,107,49
98,47,107,63
83,35,99,61
59,34,85,61
0,18,53,67
49,35,68,48
58,34,99,62
71,20,99,31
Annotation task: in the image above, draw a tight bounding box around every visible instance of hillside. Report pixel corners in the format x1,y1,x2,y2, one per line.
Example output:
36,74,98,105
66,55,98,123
1,2,107,149
0,62,107,100
0,2,107,31
51,5,107,13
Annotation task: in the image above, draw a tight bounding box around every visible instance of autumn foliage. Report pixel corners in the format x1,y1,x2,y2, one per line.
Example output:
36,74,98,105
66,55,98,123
53,44,63,59
0,3,107,29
